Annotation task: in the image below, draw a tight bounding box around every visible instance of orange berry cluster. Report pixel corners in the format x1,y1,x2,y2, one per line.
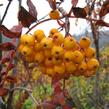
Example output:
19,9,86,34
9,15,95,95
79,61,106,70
18,28,99,79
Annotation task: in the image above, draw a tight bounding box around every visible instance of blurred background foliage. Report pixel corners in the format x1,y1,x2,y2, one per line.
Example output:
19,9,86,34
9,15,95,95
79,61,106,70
9,45,109,109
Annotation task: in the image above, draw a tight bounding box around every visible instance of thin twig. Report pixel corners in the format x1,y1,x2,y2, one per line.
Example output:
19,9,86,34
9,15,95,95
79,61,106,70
0,1,12,25
10,87,32,92
10,86,40,105
26,18,51,34
25,14,100,34
28,92,40,105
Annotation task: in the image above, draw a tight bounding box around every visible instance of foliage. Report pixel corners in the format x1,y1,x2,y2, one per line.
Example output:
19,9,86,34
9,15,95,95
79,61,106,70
0,0,109,109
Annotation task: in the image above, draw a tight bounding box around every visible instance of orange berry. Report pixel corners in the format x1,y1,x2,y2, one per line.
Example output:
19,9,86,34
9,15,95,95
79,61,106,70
45,56,53,67
21,46,33,56
78,61,87,74
34,42,43,52
54,64,65,75
46,67,55,77
87,58,99,71
49,10,60,19
39,65,46,74
53,32,64,45
43,49,52,58
49,28,58,37
85,47,96,59
41,38,53,50
53,56,63,65
33,29,45,42
17,44,24,53
20,34,35,46
64,51,74,62
65,62,77,74
51,45,64,57
79,37,91,49
34,51,45,64
72,50,84,64
63,36,76,50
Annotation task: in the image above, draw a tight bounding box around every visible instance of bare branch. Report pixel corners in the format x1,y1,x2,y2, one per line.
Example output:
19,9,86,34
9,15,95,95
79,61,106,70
0,1,12,25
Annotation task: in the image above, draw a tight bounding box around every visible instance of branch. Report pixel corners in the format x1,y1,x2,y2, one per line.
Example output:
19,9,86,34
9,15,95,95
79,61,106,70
10,86,40,106
10,87,32,92
27,92,40,105
26,18,52,34
0,1,12,25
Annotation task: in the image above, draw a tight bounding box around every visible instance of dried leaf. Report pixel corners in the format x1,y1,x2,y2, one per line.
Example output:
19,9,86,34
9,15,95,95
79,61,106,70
0,25,21,39
7,63,15,71
72,7,87,18
99,0,109,17
47,0,56,10
5,75,17,83
71,0,78,7
27,0,37,19
10,22,23,33
1,57,10,64
0,42,16,51
0,87,8,96
18,6,36,27
96,20,109,27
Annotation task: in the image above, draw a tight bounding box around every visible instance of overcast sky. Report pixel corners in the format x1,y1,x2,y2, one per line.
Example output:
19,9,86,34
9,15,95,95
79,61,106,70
0,0,91,36
0,0,109,38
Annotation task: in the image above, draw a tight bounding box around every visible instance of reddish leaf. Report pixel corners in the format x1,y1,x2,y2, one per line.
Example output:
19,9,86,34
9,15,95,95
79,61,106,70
0,87,8,96
52,77,62,94
10,22,23,33
72,7,87,18
54,82,62,94
96,19,109,27
5,75,17,83
63,105,72,109
71,0,78,7
7,63,15,71
0,25,21,39
47,0,56,10
9,50,16,60
99,0,109,17
27,0,37,19
1,57,10,64
18,6,36,27
36,106,42,109
42,101,55,109
53,92,65,105
1,72,6,76
0,42,16,51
